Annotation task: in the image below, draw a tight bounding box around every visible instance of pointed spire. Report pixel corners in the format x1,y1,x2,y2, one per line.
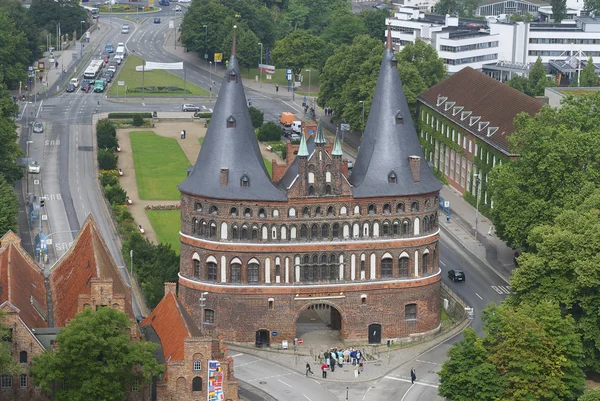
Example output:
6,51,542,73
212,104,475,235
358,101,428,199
232,25,237,56
386,21,392,50
332,128,343,156
298,132,308,157
315,120,326,145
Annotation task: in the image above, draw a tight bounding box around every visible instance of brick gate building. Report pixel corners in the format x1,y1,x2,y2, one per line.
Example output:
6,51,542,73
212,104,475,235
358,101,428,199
177,26,443,345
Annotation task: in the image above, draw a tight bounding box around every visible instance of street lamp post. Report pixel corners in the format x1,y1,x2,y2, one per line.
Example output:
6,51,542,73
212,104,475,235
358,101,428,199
202,24,208,66
209,61,212,100
305,69,311,99
199,292,208,331
474,174,481,237
80,21,85,42
258,42,263,88
359,100,365,135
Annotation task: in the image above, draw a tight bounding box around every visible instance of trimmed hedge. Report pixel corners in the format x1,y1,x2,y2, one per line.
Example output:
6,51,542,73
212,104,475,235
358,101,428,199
195,112,212,118
108,113,153,119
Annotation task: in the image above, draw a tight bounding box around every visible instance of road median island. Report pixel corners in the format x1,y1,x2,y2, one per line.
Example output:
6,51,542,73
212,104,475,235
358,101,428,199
112,54,210,97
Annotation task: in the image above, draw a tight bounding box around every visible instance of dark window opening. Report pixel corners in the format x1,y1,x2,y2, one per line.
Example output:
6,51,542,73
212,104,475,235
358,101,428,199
332,223,340,238
207,262,217,281
411,202,419,212
381,258,393,278
210,206,218,215
230,263,241,283
321,224,329,239
241,174,250,187
248,263,259,283
311,224,318,239
192,376,203,392
244,208,252,218
325,184,332,194
308,185,315,195
396,203,405,213
368,204,376,215
405,304,417,320
193,259,200,278
399,257,409,277
259,208,266,218
204,309,215,324
19,351,27,363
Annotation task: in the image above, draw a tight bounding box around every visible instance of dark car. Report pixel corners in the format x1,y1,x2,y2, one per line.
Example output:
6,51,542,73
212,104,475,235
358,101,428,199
448,269,465,282
66,83,75,93
102,73,113,83
82,79,91,92
101,53,110,63
154,17,161,23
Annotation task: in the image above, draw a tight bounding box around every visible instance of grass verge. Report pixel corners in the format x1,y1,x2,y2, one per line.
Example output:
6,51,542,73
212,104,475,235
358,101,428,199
263,157,272,177
146,210,181,254
115,54,209,97
130,131,191,200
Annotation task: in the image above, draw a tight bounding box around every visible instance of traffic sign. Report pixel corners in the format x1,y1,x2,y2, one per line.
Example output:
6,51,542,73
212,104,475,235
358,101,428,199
298,338,303,345
272,331,277,337
41,215,48,221
46,238,53,245
286,73,292,81
340,123,350,131
169,20,174,29
118,81,125,86
444,201,450,208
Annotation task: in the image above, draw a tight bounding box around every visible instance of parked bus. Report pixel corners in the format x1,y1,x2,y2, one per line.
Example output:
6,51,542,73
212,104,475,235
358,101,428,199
83,59,103,80
81,5,99,19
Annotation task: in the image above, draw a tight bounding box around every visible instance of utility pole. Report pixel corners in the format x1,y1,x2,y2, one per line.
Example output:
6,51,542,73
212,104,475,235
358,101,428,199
203,25,208,66
258,42,263,88
474,173,481,237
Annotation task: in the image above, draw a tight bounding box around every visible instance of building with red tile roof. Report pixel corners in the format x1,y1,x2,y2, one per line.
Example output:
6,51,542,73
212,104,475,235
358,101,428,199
140,283,239,401
417,67,543,206
49,215,134,327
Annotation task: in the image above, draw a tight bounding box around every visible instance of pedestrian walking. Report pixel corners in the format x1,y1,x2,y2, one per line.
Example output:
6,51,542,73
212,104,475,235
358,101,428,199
305,362,314,377
321,363,328,378
411,367,416,384
337,350,343,367
354,364,360,378
275,83,279,93
330,352,336,372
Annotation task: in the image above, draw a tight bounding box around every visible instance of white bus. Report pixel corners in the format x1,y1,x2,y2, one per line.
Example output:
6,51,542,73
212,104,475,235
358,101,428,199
81,5,99,19
83,59,103,80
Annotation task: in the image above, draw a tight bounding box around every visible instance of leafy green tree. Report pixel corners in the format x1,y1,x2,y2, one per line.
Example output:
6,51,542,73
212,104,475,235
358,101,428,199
489,93,600,248
0,309,22,375
271,29,328,75
220,0,277,48
584,0,600,15
573,56,599,87
257,121,282,141
97,149,118,170
321,13,367,47
222,24,261,70
0,12,31,89
528,56,554,96
248,106,264,128
440,302,585,401
551,0,567,22
132,114,144,127
0,0,43,65
580,390,600,401
438,328,505,401
359,8,390,41
96,119,117,138
0,175,19,235
435,0,480,16
507,74,530,94
283,0,351,35
30,307,163,401
104,184,127,205
28,0,89,40
182,0,232,58
0,118,23,184
510,190,600,371
397,39,446,88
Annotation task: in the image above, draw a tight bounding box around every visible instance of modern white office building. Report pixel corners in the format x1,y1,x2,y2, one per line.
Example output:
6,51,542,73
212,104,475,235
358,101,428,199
387,7,600,80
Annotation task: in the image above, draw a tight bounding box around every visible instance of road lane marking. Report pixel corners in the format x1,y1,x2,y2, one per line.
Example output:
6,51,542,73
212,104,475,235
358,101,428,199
36,101,43,118
475,293,483,300
362,386,372,400
440,260,446,266
491,285,512,294
230,353,243,358
400,383,415,401
277,379,292,388
235,360,259,368
384,376,439,388
303,395,312,401
416,359,442,366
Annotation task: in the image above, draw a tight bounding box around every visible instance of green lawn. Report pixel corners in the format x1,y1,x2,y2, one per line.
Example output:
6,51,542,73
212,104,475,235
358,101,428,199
146,210,181,254
130,131,191,200
263,157,272,177
115,54,209,97
198,137,204,146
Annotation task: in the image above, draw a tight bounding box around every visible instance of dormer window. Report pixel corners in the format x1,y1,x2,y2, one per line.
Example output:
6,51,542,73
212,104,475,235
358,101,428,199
391,55,397,68
240,174,249,187
478,121,489,131
452,106,463,116
444,101,455,111
227,116,236,128
469,116,481,126
487,127,499,137
395,111,404,125
436,96,447,106
461,111,472,121
229,69,237,82
388,170,397,184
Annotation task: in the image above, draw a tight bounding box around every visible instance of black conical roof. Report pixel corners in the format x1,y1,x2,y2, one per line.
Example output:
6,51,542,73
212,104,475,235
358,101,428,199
349,29,441,198
179,30,286,201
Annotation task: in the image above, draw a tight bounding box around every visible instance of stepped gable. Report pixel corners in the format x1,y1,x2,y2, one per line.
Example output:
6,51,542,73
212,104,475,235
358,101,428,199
140,289,201,377
277,134,317,189
49,215,133,327
179,26,286,201
0,231,47,328
349,24,441,197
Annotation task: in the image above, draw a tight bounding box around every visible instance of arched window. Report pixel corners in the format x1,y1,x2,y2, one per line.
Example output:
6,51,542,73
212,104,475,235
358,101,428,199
422,252,430,274
315,206,322,216
340,206,347,215
312,254,319,281
244,208,252,218
230,207,238,217
425,199,431,210
411,201,419,212
354,205,361,215
19,351,27,363
431,214,437,229
272,209,280,217
396,203,405,213
321,224,329,239
209,222,217,238
232,224,239,240
332,223,340,239
399,256,409,277
241,225,249,240
193,259,200,278
308,185,315,195
329,254,338,280
308,172,315,184
194,202,203,212
251,226,258,240
402,220,410,237
192,377,203,392
302,255,310,281
368,204,376,215
248,262,259,284
325,185,332,195
303,207,310,217
381,258,393,278
383,204,392,214
382,221,390,236
192,217,197,234
327,206,334,216
393,220,399,235
199,220,206,236
207,261,217,281
300,224,308,239
311,224,318,239
259,208,266,218
288,207,296,217
423,216,430,233
319,254,328,280
209,205,218,215
281,225,288,240
230,262,241,283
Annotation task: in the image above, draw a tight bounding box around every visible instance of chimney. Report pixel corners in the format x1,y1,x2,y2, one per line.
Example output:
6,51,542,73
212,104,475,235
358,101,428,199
409,155,421,183
220,168,229,186
164,282,177,296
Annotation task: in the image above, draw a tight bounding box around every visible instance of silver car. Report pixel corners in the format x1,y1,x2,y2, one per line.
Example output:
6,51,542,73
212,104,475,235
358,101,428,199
33,122,44,133
182,103,200,112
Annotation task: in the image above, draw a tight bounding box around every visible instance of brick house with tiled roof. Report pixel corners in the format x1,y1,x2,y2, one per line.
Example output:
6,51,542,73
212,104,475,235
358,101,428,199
140,283,239,401
417,67,543,209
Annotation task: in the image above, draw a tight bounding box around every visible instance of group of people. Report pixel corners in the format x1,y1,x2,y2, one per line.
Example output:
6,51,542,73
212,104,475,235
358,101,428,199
324,106,333,116
306,348,365,379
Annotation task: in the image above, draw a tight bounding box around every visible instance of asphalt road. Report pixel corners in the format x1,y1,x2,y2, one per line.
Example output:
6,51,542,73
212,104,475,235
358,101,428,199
21,12,512,401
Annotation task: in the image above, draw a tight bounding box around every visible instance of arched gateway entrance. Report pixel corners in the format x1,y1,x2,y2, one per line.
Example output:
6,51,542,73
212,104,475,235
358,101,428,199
295,303,343,342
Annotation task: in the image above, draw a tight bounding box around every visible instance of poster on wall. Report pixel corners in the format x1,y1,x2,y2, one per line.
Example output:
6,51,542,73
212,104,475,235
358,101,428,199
207,360,224,401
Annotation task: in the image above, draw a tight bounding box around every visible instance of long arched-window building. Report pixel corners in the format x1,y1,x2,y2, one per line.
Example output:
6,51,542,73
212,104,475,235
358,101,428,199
177,26,442,344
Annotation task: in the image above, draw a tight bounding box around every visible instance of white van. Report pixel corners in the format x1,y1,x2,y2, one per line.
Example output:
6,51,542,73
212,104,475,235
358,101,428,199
291,120,302,134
